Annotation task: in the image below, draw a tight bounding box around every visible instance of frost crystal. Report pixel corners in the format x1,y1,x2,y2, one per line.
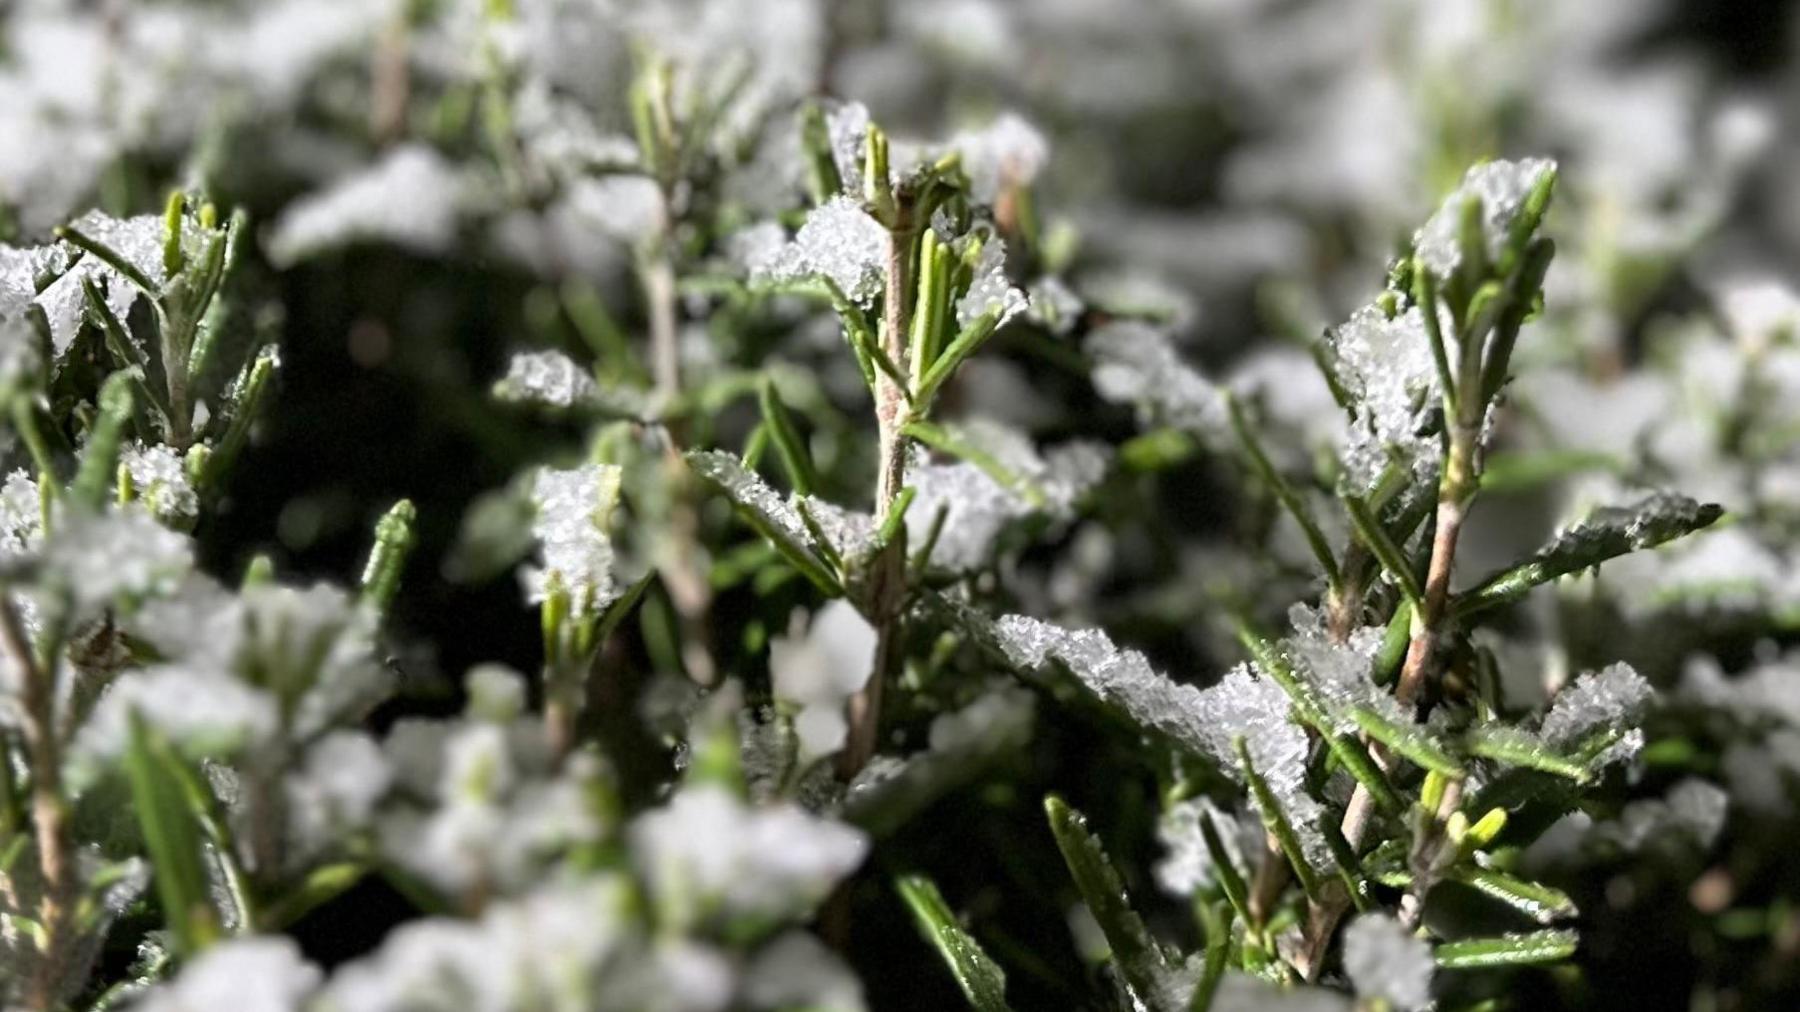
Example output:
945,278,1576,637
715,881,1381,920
131,937,321,1012
955,239,1029,329
1414,157,1557,279
1343,913,1434,1012
123,442,198,524
1088,321,1226,436
1540,662,1654,760
688,450,812,547
825,101,872,194
268,146,468,265
35,210,173,352
755,196,888,306
495,350,598,409
769,601,877,762
629,785,868,927
0,470,41,560
1329,304,1442,490
523,463,621,612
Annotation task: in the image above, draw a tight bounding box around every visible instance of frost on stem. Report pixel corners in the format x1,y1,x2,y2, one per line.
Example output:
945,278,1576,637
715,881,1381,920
754,196,889,307
130,936,321,1012
1539,661,1653,767
523,463,622,614
495,350,599,410
1413,157,1557,280
1328,304,1442,491
1343,912,1435,1012
769,600,878,763
629,784,868,929
1087,321,1226,437
268,146,469,265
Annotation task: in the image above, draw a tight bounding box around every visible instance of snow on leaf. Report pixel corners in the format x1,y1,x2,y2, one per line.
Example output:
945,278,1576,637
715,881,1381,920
754,196,889,307
1459,492,1723,615
1414,157,1557,279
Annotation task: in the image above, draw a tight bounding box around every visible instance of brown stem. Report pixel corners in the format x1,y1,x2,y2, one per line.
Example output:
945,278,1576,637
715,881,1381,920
644,248,681,405
1304,431,1479,978
839,220,913,781
4,596,69,1010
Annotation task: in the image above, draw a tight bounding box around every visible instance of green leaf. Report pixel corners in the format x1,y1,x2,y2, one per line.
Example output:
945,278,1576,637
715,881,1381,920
1234,736,1321,900
1237,628,1403,814
1044,796,1175,1009
1462,725,1589,782
1348,704,1463,777
204,344,278,490
1434,929,1578,969
1478,449,1620,495
72,371,136,510
686,449,839,594
1446,866,1577,924
1341,492,1423,607
54,223,159,297
902,419,1045,509
1227,394,1340,590
1198,806,1253,928
124,713,221,955
1455,493,1723,617
359,499,418,613
914,309,1001,410
896,875,1014,1012
758,376,819,495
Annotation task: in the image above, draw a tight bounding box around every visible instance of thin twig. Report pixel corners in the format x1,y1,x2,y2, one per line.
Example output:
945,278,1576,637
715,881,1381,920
4,595,69,1010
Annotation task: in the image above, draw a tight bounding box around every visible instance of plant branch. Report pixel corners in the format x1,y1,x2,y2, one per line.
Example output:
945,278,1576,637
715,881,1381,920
4,594,70,1010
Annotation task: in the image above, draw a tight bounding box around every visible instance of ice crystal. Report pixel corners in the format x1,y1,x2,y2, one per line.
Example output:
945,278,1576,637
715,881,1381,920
1540,662,1654,757
34,210,171,353
286,730,393,855
566,174,665,244
629,785,868,928
131,937,321,1012
794,495,878,560
770,601,877,762
1682,654,1800,729
825,101,872,194
495,350,598,409
0,469,41,560
122,442,198,524
268,146,468,265
755,196,889,306
688,450,812,547
1329,304,1442,490
1414,157,1557,279
523,463,621,613
1088,321,1226,436
954,239,1029,329
1343,913,1434,1012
